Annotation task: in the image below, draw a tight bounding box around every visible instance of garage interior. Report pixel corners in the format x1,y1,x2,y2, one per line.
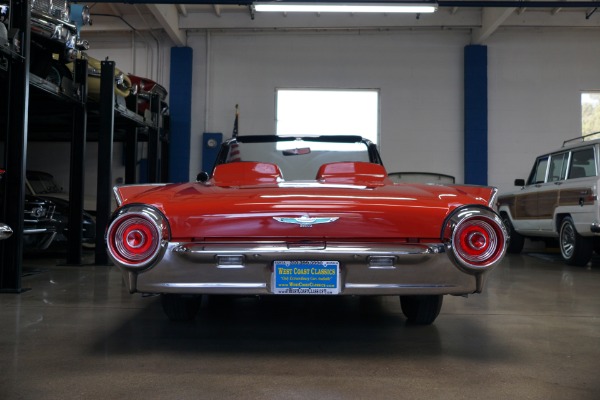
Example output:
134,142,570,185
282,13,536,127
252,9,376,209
1,1,600,398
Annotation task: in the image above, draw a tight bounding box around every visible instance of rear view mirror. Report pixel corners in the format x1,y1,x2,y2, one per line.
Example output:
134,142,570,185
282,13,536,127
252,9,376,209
282,148,311,156
196,171,210,183
514,179,525,187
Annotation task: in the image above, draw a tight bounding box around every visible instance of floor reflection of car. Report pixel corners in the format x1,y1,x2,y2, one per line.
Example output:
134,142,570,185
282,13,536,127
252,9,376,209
26,170,96,245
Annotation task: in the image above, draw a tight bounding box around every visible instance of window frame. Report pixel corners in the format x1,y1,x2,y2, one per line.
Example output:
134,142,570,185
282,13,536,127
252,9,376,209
275,88,380,144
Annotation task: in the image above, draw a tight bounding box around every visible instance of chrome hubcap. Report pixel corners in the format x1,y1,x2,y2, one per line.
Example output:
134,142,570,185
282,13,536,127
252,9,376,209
561,222,576,258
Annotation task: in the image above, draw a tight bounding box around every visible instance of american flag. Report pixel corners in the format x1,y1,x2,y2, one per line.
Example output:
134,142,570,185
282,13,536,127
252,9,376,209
232,104,239,138
227,142,241,163
227,105,241,162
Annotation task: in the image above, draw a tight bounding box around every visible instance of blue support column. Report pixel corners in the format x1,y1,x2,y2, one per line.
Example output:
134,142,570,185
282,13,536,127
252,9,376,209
169,47,193,182
464,45,488,185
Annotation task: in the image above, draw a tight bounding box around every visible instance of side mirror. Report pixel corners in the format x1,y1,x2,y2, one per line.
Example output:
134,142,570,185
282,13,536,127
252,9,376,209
196,171,210,183
514,179,525,187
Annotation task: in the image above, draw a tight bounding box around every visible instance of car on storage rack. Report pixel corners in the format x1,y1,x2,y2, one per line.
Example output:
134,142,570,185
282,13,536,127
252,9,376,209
0,0,91,84
126,73,169,122
498,133,600,266
66,54,133,105
106,135,508,325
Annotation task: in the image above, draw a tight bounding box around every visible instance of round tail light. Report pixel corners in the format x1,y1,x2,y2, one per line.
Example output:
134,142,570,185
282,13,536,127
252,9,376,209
107,207,168,268
443,207,508,272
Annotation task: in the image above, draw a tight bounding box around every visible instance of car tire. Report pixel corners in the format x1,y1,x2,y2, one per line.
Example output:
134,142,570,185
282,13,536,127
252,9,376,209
502,214,525,254
400,295,443,325
594,239,600,255
559,216,593,266
161,294,201,321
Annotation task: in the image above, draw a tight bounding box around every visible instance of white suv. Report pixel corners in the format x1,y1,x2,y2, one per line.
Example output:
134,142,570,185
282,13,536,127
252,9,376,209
498,134,600,266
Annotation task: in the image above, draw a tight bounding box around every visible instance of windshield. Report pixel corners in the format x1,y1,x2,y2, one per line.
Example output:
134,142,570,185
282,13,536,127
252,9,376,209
27,173,62,194
221,137,374,181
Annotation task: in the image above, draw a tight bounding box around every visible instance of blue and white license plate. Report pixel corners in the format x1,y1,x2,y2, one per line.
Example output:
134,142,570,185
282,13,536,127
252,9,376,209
273,261,340,294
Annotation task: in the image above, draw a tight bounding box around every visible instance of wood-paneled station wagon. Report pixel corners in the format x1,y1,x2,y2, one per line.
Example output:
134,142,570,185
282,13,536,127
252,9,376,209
498,134,600,266
106,135,508,325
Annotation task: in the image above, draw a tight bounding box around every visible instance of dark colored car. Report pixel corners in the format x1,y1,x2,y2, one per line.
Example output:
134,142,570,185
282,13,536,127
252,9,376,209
0,169,12,240
26,170,96,245
0,169,52,248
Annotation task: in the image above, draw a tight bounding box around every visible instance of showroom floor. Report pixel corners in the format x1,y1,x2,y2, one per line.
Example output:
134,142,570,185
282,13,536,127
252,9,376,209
1,245,599,400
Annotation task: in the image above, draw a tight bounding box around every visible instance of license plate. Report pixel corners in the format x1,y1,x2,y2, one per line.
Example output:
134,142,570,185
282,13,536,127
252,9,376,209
273,261,340,294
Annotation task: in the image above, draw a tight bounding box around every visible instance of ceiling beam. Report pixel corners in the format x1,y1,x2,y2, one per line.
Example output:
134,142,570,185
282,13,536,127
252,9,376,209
176,4,188,17
472,7,515,44
146,4,186,46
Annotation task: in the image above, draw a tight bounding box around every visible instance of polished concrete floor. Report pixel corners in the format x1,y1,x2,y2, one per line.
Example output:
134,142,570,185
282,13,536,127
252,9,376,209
1,246,600,399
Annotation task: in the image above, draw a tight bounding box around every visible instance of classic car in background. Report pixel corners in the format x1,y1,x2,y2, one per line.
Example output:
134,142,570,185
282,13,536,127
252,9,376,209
0,222,11,240
26,170,96,245
66,54,133,104
0,0,90,82
1,168,59,250
23,195,58,250
498,133,600,266
26,170,96,212
106,135,508,325
0,4,7,44
0,168,94,250
388,172,456,184
127,73,169,120
0,169,12,240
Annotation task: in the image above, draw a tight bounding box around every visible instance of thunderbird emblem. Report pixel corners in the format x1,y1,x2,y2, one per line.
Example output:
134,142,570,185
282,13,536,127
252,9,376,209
273,215,339,228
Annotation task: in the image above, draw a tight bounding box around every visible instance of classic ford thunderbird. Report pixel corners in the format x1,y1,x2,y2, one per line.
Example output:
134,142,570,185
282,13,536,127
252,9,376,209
106,135,507,324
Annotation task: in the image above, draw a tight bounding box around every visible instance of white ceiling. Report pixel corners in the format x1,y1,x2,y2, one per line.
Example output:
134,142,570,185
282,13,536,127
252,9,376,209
82,2,600,46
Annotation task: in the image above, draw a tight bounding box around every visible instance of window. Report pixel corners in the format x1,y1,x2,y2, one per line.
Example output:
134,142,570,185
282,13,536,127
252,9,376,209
276,89,379,144
527,156,548,185
548,153,568,182
568,148,596,179
581,92,600,136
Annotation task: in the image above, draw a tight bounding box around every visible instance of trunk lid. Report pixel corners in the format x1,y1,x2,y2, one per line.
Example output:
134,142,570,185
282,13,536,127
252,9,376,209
115,182,495,241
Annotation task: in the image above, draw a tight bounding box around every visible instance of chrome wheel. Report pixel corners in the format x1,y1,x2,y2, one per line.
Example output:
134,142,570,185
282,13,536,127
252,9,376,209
502,214,524,254
559,217,592,266
560,220,576,259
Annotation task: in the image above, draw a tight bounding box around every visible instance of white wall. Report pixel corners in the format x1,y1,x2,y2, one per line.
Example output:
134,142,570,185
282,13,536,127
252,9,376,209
188,29,469,182
26,27,600,197
488,28,600,193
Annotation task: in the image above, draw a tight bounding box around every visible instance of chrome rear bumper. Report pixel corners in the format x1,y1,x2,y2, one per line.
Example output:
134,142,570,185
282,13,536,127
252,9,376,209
119,241,490,296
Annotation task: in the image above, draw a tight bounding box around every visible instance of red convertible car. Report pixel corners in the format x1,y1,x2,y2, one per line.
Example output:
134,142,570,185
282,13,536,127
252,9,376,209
106,135,508,325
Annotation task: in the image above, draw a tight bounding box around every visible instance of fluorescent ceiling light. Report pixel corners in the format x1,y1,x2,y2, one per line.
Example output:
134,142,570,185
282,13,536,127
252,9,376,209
253,2,438,13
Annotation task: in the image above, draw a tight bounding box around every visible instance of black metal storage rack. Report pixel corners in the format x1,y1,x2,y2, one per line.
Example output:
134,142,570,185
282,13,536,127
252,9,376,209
0,0,167,292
